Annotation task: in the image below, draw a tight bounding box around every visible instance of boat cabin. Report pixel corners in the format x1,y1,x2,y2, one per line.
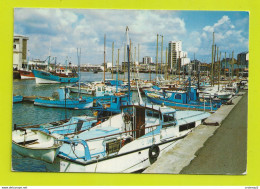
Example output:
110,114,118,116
52,88,70,100
166,87,198,104
120,104,177,139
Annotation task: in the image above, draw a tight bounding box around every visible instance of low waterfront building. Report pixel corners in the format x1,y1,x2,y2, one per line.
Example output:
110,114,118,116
13,35,29,70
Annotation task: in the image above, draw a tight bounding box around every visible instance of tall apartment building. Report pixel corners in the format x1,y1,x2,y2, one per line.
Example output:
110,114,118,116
237,52,249,69
13,35,29,69
168,41,190,70
143,56,152,64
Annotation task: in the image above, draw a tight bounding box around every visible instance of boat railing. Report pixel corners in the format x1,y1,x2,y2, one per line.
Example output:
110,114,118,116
58,138,92,161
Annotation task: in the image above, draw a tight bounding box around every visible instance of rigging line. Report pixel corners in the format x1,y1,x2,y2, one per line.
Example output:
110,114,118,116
121,157,149,172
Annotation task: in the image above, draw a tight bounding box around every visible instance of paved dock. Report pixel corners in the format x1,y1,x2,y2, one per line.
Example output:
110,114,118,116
144,91,247,174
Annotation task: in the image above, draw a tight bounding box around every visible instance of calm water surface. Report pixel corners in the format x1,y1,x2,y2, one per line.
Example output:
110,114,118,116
12,72,159,172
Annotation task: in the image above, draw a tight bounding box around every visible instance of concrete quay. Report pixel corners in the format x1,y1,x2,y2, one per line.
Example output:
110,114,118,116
143,91,247,174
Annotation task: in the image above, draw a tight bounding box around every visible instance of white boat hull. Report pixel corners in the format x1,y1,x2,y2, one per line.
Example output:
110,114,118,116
50,138,181,173
47,109,207,173
21,75,35,79
35,77,60,84
69,87,94,95
12,130,62,163
12,142,61,163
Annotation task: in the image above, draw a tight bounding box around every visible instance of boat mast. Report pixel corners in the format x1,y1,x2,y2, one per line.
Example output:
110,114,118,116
138,43,140,66
134,46,136,79
116,48,120,93
165,47,168,80
211,32,215,87
178,51,181,82
124,44,126,81
104,34,106,83
213,44,216,86
225,52,227,77
126,26,131,103
218,51,221,91
112,42,114,79
231,50,234,80
216,46,219,89
77,48,81,98
156,34,159,80
48,40,51,72
65,56,68,73
161,35,163,76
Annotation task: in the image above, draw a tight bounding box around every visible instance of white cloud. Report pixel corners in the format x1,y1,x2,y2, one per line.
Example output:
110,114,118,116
14,9,248,64
192,15,248,62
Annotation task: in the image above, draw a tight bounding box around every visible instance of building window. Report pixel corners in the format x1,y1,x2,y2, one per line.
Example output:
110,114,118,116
13,44,16,49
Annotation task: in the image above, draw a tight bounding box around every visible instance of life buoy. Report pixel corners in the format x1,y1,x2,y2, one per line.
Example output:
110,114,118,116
148,144,160,164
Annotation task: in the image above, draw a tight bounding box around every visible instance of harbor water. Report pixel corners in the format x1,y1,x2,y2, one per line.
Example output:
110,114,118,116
12,72,160,172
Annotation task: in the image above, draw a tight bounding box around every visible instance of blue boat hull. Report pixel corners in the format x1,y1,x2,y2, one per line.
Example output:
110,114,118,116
13,95,23,103
32,70,79,84
146,95,220,111
34,98,93,109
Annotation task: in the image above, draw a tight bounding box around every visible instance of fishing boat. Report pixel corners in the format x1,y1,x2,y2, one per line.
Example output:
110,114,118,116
198,87,233,100
32,56,79,84
34,88,93,109
92,93,130,116
67,83,95,95
13,95,23,103
32,69,79,84
144,77,222,112
12,129,62,163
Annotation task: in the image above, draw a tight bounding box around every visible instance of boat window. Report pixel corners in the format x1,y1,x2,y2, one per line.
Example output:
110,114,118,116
106,140,121,155
179,122,195,132
146,110,160,119
112,98,117,103
175,94,182,100
163,113,175,122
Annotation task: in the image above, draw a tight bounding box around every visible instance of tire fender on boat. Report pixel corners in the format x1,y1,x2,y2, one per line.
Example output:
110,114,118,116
148,144,160,164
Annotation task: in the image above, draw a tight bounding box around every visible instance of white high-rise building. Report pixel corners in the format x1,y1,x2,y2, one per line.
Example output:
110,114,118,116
143,56,152,64
168,41,190,70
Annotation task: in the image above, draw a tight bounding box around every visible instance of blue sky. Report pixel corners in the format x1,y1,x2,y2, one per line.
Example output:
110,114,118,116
14,9,249,65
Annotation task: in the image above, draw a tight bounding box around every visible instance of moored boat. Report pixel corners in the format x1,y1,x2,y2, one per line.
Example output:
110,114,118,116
34,88,93,109
51,102,211,173
13,95,23,103
32,69,79,84
12,129,62,163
